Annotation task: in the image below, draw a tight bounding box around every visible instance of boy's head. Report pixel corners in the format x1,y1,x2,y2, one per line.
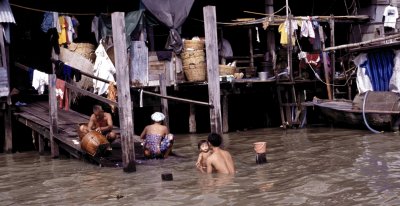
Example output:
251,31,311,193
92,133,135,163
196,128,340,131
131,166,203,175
93,105,104,120
207,133,222,147
198,140,209,152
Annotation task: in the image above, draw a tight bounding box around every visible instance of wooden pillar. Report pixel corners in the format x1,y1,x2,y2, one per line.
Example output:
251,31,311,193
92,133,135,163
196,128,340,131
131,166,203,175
48,74,59,158
248,27,254,68
287,15,293,81
38,134,45,155
329,15,336,99
0,26,12,153
111,12,136,172
3,107,12,153
204,6,222,135
189,104,196,133
222,93,229,133
319,26,333,100
159,73,169,130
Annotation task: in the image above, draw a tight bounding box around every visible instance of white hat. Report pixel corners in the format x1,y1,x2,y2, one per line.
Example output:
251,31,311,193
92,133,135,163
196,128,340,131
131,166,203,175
151,112,165,122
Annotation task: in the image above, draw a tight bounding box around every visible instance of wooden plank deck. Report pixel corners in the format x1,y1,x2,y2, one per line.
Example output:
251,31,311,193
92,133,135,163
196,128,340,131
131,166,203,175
13,100,143,166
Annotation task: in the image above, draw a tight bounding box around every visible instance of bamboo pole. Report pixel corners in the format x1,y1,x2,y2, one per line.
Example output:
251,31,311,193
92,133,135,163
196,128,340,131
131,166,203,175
324,33,400,52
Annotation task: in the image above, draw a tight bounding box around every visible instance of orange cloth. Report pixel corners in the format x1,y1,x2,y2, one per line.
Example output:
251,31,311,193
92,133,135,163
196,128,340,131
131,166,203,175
56,79,69,110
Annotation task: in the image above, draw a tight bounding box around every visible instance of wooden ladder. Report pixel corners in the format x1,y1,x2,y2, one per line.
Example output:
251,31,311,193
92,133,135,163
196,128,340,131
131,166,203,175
276,81,303,129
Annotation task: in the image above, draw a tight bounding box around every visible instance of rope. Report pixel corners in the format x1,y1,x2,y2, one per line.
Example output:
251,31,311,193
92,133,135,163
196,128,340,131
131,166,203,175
10,3,97,16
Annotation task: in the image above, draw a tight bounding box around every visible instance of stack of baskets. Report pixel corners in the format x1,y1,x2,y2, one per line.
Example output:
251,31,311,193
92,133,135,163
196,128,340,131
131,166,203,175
181,40,207,82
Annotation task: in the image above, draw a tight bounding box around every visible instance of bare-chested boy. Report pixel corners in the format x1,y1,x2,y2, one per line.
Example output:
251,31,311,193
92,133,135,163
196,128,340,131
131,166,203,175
206,133,235,175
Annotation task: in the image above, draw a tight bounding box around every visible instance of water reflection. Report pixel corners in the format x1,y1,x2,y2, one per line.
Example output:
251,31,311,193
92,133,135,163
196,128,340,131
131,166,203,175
1,128,400,205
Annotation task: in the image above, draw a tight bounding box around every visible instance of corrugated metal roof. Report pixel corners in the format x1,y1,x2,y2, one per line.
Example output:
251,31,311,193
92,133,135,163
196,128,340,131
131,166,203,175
0,0,15,23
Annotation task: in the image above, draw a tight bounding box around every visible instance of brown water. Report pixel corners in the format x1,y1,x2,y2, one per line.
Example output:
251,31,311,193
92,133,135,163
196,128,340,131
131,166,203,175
2,127,400,205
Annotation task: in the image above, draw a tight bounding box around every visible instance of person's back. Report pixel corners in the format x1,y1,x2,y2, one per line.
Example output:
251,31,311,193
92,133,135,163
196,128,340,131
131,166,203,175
140,112,174,158
206,133,235,175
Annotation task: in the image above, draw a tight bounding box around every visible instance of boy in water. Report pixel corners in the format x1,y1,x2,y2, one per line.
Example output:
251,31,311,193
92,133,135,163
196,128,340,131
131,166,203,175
206,133,235,175
196,140,212,172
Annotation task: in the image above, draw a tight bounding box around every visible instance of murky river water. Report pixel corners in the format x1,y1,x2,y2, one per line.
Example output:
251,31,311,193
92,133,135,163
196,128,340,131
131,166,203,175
1,127,400,205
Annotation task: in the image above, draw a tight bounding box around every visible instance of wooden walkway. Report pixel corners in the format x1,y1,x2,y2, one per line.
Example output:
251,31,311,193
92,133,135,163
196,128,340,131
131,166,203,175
13,99,143,166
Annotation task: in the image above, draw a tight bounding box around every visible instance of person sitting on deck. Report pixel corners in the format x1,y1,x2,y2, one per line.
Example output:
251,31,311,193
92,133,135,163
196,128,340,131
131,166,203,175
140,112,174,159
79,105,117,143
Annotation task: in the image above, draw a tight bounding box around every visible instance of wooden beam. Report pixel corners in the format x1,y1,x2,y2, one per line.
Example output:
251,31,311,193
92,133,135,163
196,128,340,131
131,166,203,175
329,15,336,99
141,90,212,107
48,74,59,158
38,134,45,155
189,104,196,133
204,6,223,135
3,108,12,153
64,82,118,107
159,74,169,130
130,41,148,86
319,26,333,100
324,33,400,52
222,93,229,133
111,12,136,172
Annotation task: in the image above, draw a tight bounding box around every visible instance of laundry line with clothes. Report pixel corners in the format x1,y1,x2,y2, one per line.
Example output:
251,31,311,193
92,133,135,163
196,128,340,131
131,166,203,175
15,61,117,111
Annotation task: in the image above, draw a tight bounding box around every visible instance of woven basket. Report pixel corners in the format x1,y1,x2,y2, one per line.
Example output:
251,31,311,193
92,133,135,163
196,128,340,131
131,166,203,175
68,43,96,62
181,50,205,59
219,65,236,76
183,40,205,50
183,64,207,82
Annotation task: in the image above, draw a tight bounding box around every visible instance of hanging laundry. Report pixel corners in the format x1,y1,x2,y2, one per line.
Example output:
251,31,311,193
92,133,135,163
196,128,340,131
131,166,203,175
58,16,67,45
41,12,54,33
91,16,99,43
64,16,75,44
32,70,49,95
278,20,298,46
56,78,69,110
93,43,116,95
383,4,399,29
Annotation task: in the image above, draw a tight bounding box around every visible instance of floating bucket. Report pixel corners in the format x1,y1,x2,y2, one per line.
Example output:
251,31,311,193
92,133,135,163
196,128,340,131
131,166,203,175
253,142,267,154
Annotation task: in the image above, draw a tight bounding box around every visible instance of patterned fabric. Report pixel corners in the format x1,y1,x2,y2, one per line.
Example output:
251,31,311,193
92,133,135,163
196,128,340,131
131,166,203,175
144,134,174,158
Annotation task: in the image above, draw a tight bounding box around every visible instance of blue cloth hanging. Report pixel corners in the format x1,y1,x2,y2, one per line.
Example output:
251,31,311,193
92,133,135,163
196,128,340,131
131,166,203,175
361,49,394,91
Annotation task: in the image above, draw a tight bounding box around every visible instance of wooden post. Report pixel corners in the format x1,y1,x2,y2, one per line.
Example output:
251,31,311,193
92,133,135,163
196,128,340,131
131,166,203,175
248,27,254,69
111,12,136,172
0,26,12,153
38,134,45,155
222,93,229,133
3,107,12,153
189,104,196,133
287,15,293,81
48,74,59,158
319,26,333,100
204,6,222,135
159,73,169,130
329,15,336,99
130,41,148,86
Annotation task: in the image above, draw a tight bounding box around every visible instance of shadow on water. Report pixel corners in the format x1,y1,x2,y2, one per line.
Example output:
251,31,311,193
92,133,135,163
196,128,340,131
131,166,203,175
2,127,400,205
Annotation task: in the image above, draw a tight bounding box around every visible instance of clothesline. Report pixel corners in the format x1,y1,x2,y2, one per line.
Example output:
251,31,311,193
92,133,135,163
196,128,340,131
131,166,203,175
227,13,370,26
49,59,114,84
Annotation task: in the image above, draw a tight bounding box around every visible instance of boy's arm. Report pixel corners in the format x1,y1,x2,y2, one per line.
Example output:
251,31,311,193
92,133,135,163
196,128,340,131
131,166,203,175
87,115,95,131
196,154,202,168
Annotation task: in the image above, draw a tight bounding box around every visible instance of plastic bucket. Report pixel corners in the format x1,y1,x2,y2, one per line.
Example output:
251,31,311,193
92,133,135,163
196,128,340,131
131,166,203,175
258,72,268,80
253,142,267,154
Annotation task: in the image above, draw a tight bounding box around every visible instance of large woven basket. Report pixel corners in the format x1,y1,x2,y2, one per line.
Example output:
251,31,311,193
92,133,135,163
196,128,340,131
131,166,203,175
67,43,96,62
183,40,205,50
219,65,236,76
183,64,207,82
